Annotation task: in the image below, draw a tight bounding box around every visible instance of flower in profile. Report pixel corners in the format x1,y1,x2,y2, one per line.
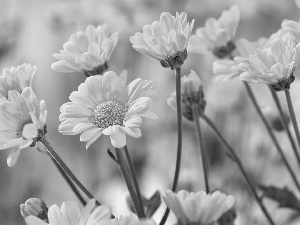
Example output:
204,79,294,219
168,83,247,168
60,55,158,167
240,36,300,91
20,198,48,222
188,5,240,59
59,70,157,149
167,70,205,121
0,87,47,167
0,63,36,98
130,12,194,70
163,190,235,225
51,24,118,77
25,199,112,225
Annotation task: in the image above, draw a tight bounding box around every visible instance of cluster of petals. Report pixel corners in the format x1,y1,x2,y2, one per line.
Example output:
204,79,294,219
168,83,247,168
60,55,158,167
130,12,194,61
0,87,47,167
163,190,235,225
59,70,157,149
188,5,240,57
51,24,118,73
0,63,36,98
281,19,300,42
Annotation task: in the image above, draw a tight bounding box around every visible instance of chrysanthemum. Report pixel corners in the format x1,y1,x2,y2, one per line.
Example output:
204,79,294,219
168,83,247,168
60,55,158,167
239,36,300,91
0,63,36,98
188,5,240,59
163,190,235,225
0,87,47,167
59,70,157,148
51,24,118,76
130,12,194,70
25,199,112,225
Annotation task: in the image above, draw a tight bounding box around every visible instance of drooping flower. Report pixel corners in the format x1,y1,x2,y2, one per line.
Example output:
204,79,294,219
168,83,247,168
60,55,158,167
188,5,240,59
0,63,36,98
130,12,194,70
25,199,112,225
51,24,119,76
163,190,235,225
59,70,157,149
167,70,206,121
0,87,47,167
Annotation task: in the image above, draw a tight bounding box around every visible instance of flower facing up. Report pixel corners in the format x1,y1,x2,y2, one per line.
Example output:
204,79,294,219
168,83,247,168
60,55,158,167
51,24,118,76
163,190,235,225
0,87,47,167
167,70,205,121
239,36,300,91
0,63,36,98
59,70,157,149
188,5,240,59
130,12,194,70
25,199,112,225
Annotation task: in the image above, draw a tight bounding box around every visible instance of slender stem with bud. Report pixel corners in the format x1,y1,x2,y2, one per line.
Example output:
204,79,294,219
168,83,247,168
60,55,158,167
39,137,101,206
192,104,210,193
244,82,300,190
115,146,145,218
201,114,275,225
269,87,300,167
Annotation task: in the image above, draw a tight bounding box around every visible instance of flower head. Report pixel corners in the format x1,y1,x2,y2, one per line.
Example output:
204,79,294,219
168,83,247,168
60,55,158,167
130,12,194,69
51,24,118,76
0,63,36,98
163,190,235,225
20,198,48,222
188,5,240,59
59,70,157,148
25,199,112,225
0,87,47,167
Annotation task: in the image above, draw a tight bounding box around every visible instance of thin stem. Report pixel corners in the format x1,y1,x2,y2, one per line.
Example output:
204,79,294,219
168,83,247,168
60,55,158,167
115,146,145,218
269,86,300,167
244,82,300,190
159,66,182,225
201,114,275,225
285,89,300,160
192,105,210,193
39,137,101,206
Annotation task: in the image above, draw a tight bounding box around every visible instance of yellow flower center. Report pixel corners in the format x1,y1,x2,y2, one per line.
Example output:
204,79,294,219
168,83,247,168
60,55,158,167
90,100,128,129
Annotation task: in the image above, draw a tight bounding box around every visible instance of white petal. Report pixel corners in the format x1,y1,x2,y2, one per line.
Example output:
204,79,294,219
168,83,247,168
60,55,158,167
7,148,21,167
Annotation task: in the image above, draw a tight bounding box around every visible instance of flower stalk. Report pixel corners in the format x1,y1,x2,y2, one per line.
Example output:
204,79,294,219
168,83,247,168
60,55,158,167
115,146,145,218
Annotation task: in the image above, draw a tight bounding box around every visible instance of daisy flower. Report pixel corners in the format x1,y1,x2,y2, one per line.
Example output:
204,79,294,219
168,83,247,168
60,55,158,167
59,70,157,149
188,5,240,59
0,63,36,98
163,190,235,225
130,12,194,70
0,87,47,167
51,24,119,76
25,199,112,225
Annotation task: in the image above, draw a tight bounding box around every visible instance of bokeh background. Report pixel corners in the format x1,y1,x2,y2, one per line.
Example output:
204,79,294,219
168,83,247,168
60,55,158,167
1,0,300,224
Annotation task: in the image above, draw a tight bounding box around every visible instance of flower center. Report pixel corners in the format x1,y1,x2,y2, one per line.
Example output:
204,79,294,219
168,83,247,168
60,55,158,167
17,118,33,138
90,100,128,129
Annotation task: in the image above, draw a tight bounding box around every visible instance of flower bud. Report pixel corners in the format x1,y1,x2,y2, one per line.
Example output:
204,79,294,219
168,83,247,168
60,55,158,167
20,198,48,222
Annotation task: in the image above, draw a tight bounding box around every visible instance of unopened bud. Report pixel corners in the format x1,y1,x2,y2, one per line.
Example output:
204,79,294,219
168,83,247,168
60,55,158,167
20,198,48,222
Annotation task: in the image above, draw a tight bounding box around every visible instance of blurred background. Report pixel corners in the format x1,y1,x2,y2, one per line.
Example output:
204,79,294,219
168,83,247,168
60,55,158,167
1,0,300,224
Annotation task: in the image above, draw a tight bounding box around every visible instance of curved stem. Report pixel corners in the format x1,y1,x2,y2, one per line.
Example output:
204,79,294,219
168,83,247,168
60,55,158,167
244,83,300,190
192,105,210,193
269,87,300,167
39,137,101,206
115,146,145,218
201,114,275,225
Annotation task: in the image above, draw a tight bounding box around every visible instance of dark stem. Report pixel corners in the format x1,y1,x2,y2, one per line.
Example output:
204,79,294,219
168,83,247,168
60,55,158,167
192,105,210,193
115,146,145,218
269,86,300,167
201,114,275,225
244,82,300,190
39,137,101,206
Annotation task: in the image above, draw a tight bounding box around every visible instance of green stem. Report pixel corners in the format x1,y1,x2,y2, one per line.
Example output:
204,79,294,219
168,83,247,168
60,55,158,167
201,114,275,225
244,82,300,190
115,146,145,218
269,87,300,167
192,105,210,193
39,137,101,206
